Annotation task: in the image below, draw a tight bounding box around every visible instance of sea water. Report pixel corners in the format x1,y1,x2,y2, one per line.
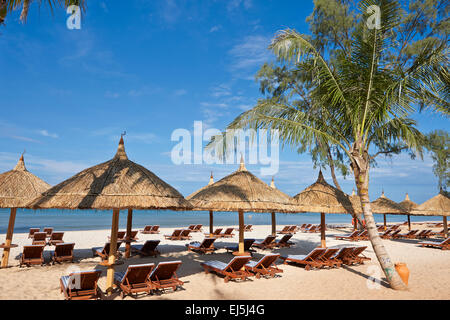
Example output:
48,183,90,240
0,209,441,234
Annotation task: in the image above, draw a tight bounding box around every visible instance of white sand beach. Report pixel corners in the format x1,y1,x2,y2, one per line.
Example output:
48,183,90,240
0,223,449,300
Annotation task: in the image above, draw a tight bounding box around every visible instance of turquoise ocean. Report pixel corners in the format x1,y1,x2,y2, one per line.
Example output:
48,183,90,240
0,209,441,234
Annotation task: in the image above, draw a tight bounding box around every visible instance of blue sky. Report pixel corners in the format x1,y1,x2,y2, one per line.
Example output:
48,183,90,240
0,0,448,204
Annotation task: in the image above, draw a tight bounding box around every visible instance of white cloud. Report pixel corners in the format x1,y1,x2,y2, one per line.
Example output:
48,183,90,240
37,130,59,139
210,83,232,97
209,25,221,33
228,35,273,75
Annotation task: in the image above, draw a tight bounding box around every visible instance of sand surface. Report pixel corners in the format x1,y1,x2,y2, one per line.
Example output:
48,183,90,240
0,223,449,300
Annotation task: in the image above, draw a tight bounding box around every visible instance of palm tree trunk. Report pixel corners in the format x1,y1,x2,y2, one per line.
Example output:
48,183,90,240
353,157,407,290
327,147,342,191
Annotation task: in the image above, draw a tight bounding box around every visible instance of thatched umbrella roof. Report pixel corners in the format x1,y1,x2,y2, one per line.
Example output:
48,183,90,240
399,193,418,213
291,171,357,214
188,158,295,213
410,192,450,216
186,172,214,200
26,137,192,211
0,155,51,208
370,192,407,215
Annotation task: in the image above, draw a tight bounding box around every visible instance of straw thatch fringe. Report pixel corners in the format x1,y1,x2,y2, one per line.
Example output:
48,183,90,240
410,192,450,216
188,161,296,213
0,155,51,208
370,192,407,214
26,138,192,211
399,193,418,213
292,171,359,214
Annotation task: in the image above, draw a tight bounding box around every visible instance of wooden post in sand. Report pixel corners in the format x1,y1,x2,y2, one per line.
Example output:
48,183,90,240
238,209,245,254
383,214,387,231
407,215,411,231
106,209,120,295
125,209,133,258
271,212,276,236
320,212,326,248
209,210,214,236
443,216,448,238
1,208,17,268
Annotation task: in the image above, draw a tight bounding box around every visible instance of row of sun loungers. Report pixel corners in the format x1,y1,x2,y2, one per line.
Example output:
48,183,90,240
30,231,65,246
60,261,184,300
141,225,160,234
20,243,75,267
277,225,298,234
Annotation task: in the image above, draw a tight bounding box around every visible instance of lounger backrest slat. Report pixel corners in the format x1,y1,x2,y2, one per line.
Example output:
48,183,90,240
150,261,182,281
213,228,223,235
23,245,45,259
322,248,339,259
123,264,155,285
244,239,255,250
56,243,75,256
151,226,160,231
308,248,326,260
202,238,216,248
226,256,252,271
69,271,102,290
258,254,280,268
143,240,160,252
33,232,47,241
263,235,276,244
143,226,152,232
51,232,64,241
280,234,293,243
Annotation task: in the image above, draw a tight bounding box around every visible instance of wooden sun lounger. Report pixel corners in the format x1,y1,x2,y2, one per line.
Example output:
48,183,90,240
131,240,160,257
114,263,155,298
48,232,65,245
277,226,291,234
164,229,183,240
43,227,53,237
20,245,45,267
334,230,359,241
92,241,123,260
109,231,126,241
244,225,253,232
245,254,283,278
218,228,235,238
204,228,223,237
252,235,276,250
225,239,256,253
347,246,371,264
140,225,160,234
280,248,327,270
379,229,394,239
186,238,216,254
52,243,75,264
355,230,369,241
60,270,102,300
28,228,40,239
418,237,450,250
272,234,294,248
32,232,48,245
306,225,320,233
201,256,253,283
318,248,340,268
396,230,419,239
187,225,197,231
415,230,433,239
193,224,203,232
180,229,192,240
149,261,184,292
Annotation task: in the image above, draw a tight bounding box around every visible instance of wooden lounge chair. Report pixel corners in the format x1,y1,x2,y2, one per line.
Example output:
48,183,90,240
280,248,327,270
244,225,253,232
32,232,48,245
20,245,45,267
204,228,223,237
355,230,369,241
379,229,393,239
186,238,216,254
28,228,40,239
300,224,312,231
347,246,371,264
245,254,283,278
272,234,294,248
418,237,450,250
277,226,291,234
180,229,192,240
150,225,160,234
318,248,340,268
141,225,153,234
330,247,355,266
109,231,126,241
127,230,139,241
219,228,235,238
306,225,320,233
252,235,276,250
149,261,184,292
415,229,433,239
114,263,155,298
131,240,160,257
201,256,253,283
396,230,419,239
52,243,75,264
187,225,197,231
225,239,256,253
92,241,123,261
193,224,203,232
164,229,183,240
60,270,102,300
334,230,359,241
48,232,65,245
43,227,53,237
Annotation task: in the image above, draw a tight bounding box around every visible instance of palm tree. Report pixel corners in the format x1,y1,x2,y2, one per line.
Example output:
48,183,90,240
215,0,448,290
1,0,85,24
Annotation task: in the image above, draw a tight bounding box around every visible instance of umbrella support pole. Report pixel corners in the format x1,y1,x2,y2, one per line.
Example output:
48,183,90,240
271,212,276,236
383,214,387,231
407,215,411,231
320,212,326,248
1,208,17,268
238,210,245,254
209,211,214,236
443,216,448,238
125,209,133,258
106,209,120,295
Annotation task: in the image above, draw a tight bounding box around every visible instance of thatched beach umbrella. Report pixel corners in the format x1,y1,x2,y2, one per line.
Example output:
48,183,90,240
292,171,357,248
186,172,215,235
399,193,418,230
410,191,449,238
371,192,407,230
188,156,295,255
26,137,192,294
0,154,51,268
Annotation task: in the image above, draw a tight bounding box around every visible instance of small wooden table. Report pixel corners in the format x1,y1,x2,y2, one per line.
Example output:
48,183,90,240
0,243,18,249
